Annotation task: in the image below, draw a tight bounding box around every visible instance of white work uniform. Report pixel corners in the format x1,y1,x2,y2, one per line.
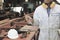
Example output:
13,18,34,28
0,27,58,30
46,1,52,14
33,4,60,40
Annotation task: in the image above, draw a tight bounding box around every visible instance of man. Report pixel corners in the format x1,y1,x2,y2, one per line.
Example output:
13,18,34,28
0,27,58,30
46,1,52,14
33,0,60,40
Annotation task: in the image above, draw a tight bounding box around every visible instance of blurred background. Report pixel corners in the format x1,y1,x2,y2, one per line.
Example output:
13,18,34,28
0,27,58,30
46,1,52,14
0,0,60,40
0,0,42,20
0,0,60,20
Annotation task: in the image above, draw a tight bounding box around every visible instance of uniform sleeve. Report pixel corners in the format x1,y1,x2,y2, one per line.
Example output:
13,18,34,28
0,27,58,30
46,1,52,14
33,8,39,27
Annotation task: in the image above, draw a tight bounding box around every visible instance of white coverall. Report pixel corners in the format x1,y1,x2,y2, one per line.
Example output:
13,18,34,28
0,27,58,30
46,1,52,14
33,4,60,40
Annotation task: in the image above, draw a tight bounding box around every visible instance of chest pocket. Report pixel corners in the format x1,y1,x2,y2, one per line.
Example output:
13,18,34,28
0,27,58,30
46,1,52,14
51,13,60,17
49,13,60,27
50,13,60,20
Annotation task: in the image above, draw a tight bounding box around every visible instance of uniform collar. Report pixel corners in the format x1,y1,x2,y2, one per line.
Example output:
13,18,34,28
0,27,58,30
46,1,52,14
42,2,56,9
